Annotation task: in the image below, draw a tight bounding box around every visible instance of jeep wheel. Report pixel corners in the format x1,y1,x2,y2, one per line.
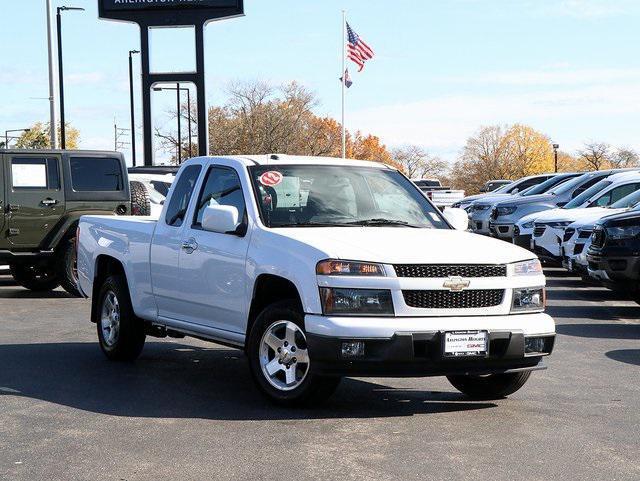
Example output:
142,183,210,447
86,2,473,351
96,275,146,361
58,238,81,297
247,300,341,407
130,180,151,216
10,263,60,292
447,371,532,400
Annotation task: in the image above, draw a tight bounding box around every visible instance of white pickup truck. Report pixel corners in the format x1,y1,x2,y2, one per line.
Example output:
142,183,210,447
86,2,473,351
77,155,555,406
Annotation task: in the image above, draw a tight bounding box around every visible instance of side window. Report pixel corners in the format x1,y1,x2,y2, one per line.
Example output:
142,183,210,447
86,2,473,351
518,179,538,191
193,166,246,227
70,157,123,191
11,158,60,190
165,165,202,227
609,183,640,204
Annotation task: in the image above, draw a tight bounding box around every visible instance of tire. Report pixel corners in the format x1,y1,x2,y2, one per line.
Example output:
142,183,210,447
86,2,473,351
247,300,341,407
95,275,146,361
10,262,60,292
447,371,532,400
130,180,151,216
57,238,81,297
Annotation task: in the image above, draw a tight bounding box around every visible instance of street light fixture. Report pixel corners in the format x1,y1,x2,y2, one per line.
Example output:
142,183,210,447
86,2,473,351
57,5,85,150
553,143,560,173
129,50,140,166
4,129,31,149
153,85,194,162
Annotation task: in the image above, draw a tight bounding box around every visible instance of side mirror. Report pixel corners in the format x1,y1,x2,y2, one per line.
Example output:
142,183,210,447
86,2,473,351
443,207,469,231
202,204,240,234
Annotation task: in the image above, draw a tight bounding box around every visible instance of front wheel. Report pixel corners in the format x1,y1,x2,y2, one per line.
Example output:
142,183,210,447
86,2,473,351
247,300,340,407
447,371,532,400
96,275,146,361
10,262,60,292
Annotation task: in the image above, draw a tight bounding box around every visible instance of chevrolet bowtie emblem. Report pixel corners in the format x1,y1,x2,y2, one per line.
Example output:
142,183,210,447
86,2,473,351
443,276,470,292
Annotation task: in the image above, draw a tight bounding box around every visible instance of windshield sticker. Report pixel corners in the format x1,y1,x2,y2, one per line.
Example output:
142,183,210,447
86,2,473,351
259,171,283,187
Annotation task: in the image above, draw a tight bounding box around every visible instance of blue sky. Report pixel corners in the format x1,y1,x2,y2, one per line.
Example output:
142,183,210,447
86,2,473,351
2,0,640,165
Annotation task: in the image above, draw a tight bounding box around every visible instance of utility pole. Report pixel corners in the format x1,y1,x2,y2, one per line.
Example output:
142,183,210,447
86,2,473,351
46,0,58,149
129,50,140,165
553,143,560,173
114,119,131,152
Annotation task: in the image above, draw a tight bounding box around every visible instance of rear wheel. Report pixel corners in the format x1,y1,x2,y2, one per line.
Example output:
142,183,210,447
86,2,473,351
247,300,341,407
447,371,532,400
10,262,60,292
57,238,81,297
96,275,146,361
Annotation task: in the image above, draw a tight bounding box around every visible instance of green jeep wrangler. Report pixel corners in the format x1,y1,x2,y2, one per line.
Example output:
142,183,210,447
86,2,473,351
0,150,148,296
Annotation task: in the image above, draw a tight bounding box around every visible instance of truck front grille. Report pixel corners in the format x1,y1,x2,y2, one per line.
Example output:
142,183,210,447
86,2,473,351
403,289,505,309
533,225,546,237
394,264,506,278
563,228,575,242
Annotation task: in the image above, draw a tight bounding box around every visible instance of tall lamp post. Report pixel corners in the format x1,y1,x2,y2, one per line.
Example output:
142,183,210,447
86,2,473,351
4,129,31,149
128,50,140,166
553,143,560,173
153,85,193,161
56,5,84,150
46,0,58,148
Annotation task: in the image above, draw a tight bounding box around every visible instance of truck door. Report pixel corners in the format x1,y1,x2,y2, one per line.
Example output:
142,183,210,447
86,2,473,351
5,154,64,247
176,164,251,335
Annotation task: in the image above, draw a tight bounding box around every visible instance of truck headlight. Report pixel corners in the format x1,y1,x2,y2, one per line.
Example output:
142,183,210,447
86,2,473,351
511,287,545,313
605,226,640,240
509,259,543,276
521,221,534,229
319,288,394,316
316,260,386,276
496,206,517,216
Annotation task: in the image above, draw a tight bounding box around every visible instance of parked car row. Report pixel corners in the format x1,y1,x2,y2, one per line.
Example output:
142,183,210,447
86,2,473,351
457,168,640,301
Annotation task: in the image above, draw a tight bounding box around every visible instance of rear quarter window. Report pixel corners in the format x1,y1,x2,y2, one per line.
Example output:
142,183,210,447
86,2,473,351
70,157,123,191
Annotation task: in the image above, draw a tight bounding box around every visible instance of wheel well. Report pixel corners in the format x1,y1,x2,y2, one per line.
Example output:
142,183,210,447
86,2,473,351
245,274,302,345
90,255,127,323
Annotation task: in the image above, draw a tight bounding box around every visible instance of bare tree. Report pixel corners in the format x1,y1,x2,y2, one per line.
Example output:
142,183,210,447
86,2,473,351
578,142,611,170
392,145,448,179
611,147,639,168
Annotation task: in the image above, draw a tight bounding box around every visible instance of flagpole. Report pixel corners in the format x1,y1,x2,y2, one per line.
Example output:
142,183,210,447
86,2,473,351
341,10,346,159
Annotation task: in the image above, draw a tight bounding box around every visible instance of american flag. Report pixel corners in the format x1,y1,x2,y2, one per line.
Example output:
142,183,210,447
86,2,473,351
346,22,374,72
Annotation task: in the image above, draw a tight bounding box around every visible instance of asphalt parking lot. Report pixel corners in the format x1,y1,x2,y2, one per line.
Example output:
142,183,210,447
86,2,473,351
0,269,638,481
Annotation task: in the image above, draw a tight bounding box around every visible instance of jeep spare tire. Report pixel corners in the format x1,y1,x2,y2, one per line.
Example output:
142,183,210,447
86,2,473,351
130,180,151,216
10,263,60,292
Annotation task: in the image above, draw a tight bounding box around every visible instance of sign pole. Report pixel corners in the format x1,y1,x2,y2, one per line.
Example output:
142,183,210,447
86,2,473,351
341,10,346,160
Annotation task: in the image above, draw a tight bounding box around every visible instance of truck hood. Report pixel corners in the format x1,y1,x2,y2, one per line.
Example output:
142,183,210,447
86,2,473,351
273,227,534,264
461,193,511,204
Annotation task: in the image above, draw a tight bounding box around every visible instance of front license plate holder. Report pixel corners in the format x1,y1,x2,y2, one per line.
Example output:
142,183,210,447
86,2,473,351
443,330,489,358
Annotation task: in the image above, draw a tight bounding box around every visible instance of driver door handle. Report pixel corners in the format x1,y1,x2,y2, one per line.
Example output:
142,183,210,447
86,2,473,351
41,198,58,206
181,238,198,253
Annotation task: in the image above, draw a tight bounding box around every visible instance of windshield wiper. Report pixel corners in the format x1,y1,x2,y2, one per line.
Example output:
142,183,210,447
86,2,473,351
271,222,359,228
343,218,423,228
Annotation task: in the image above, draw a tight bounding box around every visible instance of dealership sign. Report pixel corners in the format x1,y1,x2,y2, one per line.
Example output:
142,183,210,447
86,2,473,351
99,0,243,24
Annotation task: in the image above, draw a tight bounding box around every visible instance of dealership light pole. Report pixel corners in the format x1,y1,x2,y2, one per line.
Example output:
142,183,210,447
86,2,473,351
4,129,31,149
553,143,559,173
57,5,84,150
154,85,193,160
129,50,140,166
46,0,58,149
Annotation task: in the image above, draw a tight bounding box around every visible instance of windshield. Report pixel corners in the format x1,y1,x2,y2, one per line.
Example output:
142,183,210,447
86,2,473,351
563,180,612,209
522,175,575,196
610,189,640,209
249,165,449,229
550,174,596,197
492,182,513,193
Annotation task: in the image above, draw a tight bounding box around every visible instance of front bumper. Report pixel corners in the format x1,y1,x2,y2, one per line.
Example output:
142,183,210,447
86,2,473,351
305,313,555,376
306,330,554,377
489,222,515,239
587,253,640,285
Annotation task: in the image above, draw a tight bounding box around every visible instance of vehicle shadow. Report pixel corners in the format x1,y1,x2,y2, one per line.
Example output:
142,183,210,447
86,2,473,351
555,323,640,340
0,342,497,420
605,349,640,367
0,277,75,299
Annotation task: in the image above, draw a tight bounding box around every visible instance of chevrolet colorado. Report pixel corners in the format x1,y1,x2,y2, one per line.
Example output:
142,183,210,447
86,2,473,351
77,155,555,406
